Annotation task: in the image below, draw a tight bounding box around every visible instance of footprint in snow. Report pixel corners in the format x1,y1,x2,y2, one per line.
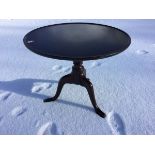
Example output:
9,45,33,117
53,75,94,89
34,120,41,128
11,106,27,117
56,67,71,74
136,50,149,55
90,61,102,68
37,122,63,135
0,116,4,125
31,82,52,93
60,67,71,73
0,91,11,101
52,65,63,71
52,65,71,74
107,111,126,135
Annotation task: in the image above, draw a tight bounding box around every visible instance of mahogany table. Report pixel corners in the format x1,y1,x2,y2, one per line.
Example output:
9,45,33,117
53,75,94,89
23,23,131,118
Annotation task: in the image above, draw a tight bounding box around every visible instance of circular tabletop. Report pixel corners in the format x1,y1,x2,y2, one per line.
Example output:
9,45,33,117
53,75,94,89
23,23,131,61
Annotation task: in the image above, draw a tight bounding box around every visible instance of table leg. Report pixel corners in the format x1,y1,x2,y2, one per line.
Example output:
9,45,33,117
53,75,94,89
44,74,71,102
80,77,106,118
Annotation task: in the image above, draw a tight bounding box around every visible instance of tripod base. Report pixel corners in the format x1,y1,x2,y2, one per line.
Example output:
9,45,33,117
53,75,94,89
44,61,106,118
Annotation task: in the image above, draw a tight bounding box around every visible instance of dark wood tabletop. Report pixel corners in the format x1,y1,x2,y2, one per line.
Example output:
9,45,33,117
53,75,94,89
23,23,131,61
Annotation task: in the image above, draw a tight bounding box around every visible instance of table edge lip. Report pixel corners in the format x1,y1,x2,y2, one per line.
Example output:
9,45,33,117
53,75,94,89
23,22,131,61
22,48,130,61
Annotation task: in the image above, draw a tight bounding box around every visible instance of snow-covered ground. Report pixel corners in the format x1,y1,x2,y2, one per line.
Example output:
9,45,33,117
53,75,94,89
0,19,155,135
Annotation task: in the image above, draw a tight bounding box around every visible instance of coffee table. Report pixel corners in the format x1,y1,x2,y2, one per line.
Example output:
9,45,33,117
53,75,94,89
23,23,131,118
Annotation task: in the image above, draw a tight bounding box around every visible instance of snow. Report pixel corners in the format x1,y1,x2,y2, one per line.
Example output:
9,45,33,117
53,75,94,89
136,49,149,55
0,19,155,135
11,106,27,117
37,122,62,135
107,111,126,135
